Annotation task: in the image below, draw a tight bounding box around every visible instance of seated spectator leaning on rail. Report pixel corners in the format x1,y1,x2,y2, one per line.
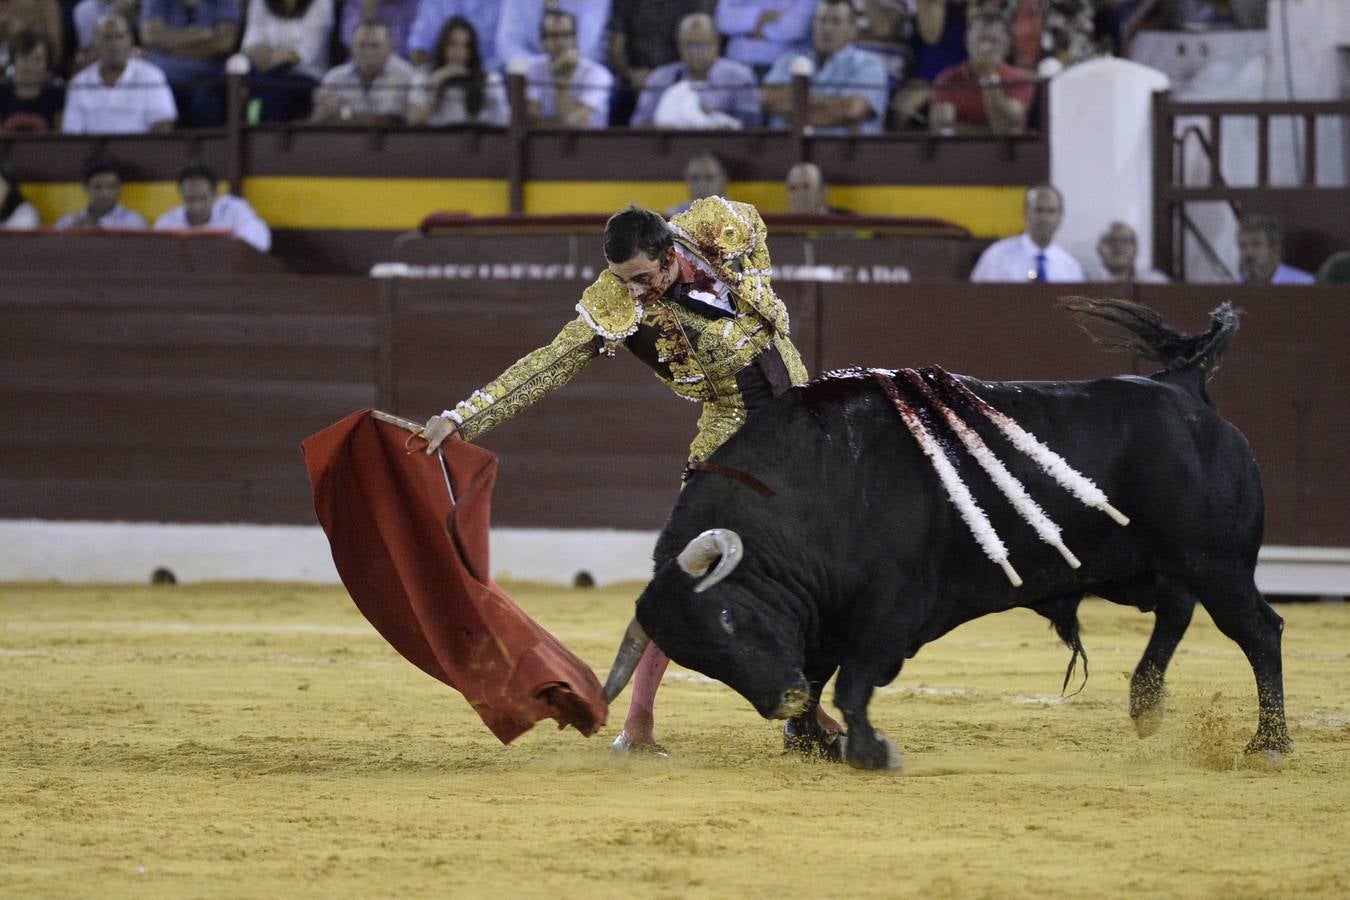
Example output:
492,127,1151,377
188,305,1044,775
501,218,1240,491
54,157,148,229
407,0,500,72
0,30,65,132
72,0,141,70
309,21,416,126
407,15,507,126
666,149,728,216
716,0,815,78
970,183,1083,282
606,0,712,126
240,0,335,123
631,12,760,130
496,0,609,71
155,163,271,251
139,0,241,127
786,161,853,215
930,10,1034,136
524,8,612,130
892,0,971,130
1236,213,1314,286
341,0,418,62
0,162,40,229
1085,221,1168,283
762,0,889,135
419,199,845,760
63,14,178,134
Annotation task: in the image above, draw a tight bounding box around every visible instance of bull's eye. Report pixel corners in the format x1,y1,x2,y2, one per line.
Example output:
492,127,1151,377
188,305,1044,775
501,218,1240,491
719,608,735,635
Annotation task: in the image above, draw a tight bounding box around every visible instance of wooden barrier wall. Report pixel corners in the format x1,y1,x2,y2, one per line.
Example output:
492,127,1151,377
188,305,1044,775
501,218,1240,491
2,259,1345,546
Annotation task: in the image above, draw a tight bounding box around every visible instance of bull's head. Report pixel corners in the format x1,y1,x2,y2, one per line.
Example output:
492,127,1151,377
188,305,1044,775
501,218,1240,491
603,528,810,719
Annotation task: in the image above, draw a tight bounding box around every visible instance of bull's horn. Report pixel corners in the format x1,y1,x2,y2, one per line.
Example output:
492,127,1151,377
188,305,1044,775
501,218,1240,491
601,617,650,703
676,528,744,593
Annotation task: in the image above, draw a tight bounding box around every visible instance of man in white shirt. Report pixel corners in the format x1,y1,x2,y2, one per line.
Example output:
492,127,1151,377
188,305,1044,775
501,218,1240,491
55,158,148,229
525,8,613,129
970,184,1084,283
62,14,178,135
154,163,272,252
311,21,416,125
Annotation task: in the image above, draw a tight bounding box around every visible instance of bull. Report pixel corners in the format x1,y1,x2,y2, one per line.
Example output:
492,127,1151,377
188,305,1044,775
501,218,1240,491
601,298,1291,771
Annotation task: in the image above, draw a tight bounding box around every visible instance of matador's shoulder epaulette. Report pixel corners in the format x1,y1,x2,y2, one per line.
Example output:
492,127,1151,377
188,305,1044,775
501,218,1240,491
576,271,643,341
669,196,761,266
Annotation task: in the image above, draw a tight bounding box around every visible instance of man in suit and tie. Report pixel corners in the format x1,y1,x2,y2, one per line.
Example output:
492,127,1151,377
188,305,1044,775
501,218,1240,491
970,184,1084,283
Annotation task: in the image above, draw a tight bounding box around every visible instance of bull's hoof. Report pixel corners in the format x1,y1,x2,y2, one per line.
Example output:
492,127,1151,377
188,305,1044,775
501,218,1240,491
783,720,846,763
1131,701,1165,738
1243,729,1292,763
845,732,903,772
610,731,670,759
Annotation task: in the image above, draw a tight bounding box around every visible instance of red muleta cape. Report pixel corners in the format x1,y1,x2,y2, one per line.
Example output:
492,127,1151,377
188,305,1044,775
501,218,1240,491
301,409,608,743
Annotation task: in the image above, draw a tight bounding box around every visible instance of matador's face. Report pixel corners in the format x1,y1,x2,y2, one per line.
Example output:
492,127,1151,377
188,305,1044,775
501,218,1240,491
608,247,679,303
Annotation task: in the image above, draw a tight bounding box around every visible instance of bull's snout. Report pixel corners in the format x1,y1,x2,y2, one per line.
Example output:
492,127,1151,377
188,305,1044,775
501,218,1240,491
770,678,811,719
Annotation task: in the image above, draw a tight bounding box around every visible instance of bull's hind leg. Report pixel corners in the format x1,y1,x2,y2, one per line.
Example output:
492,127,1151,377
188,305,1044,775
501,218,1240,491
1194,574,1292,759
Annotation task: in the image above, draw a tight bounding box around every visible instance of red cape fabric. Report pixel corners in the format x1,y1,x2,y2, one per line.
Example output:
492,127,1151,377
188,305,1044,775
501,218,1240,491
301,409,608,743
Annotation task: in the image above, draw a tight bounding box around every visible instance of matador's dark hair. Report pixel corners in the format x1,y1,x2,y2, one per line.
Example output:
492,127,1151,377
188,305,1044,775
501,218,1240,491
604,204,672,263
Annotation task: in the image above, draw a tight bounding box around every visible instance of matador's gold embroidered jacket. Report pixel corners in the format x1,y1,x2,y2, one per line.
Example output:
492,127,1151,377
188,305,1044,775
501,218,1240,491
442,196,808,462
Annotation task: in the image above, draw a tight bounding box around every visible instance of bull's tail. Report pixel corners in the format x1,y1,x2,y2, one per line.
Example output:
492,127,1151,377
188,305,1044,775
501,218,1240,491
1031,594,1089,697
1060,298,1238,397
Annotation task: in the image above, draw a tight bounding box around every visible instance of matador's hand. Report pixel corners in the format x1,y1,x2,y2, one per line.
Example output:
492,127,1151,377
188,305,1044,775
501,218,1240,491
422,414,460,454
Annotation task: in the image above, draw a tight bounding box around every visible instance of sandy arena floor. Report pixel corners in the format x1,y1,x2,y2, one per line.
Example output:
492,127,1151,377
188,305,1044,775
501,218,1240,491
1,581,1347,898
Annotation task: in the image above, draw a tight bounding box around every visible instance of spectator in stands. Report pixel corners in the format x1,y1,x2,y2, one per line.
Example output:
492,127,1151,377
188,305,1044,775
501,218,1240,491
407,15,507,126
666,149,728,216
495,0,608,70
631,12,759,130
341,0,417,61
0,0,64,68
1032,0,1097,77
852,0,911,90
310,21,416,126
762,0,889,135
523,8,612,130
1237,213,1314,286
892,0,968,130
155,162,271,251
716,0,815,77
72,0,141,70
55,157,148,228
408,0,500,72
139,0,241,127
0,30,65,132
1316,250,1350,285
930,10,1035,136
240,0,335,123
606,0,711,126
0,162,40,229
787,161,853,214
1085,221,1168,283
63,14,178,134
970,183,1083,282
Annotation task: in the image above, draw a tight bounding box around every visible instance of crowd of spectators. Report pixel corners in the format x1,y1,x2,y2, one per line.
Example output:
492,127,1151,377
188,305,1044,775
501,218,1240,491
0,0,1191,136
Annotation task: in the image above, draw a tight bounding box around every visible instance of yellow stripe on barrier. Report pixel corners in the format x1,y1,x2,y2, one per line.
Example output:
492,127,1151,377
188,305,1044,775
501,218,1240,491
24,178,1026,237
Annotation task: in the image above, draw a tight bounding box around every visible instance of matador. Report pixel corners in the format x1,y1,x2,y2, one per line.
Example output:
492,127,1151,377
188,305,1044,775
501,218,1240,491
422,198,843,756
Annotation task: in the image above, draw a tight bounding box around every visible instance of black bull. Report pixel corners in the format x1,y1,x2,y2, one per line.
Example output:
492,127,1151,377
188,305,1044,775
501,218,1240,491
602,299,1291,771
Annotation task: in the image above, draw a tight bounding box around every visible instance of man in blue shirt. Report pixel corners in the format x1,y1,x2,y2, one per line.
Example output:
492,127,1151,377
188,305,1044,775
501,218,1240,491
1237,213,1316,285
716,0,815,76
495,0,610,70
761,0,889,135
631,12,760,128
140,0,240,126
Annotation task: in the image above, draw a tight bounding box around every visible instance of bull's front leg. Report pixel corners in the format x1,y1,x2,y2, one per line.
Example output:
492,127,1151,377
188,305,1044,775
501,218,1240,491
834,665,903,771
783,666,845,762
